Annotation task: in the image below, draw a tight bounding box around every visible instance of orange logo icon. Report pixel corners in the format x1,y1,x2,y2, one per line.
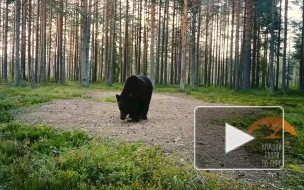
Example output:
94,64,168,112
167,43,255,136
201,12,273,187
247,117,297,139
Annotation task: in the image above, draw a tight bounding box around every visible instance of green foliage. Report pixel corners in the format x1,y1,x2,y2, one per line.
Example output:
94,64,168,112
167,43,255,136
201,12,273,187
104,97,117,103
0,83,88,123
0,123,215,189
96,96,117,103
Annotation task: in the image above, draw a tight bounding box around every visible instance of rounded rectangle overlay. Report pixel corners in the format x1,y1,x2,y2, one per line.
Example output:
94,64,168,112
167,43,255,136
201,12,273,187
194,106,284,171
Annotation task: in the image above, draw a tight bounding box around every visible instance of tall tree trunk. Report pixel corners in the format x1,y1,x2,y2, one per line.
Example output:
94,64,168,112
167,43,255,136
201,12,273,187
256,20,261,88
160,0,167,84
276,0,282,90
190,0,198,89
287,36,291,88
35,0,40,82
3,0,9,82
150,0,156,87
11,8,16,80
58,0,64,84
243,0,253,91
28,0,34,85
104,0,109,84
123,0,128,83
136,0,142,75
119,0,123,82
92,0,98,83
156,0,162,84
214,11,219,86
180,0,188,91
170,1,175,85
164,0,169,86
204,1,209,86
251,5,257,89
234,0,240,91
81,0,91,87
15,0,21,86
269,0,275,94
282,0,288,92
196,8,201,85
40,0,46,84
143,0,148,75
109,0,116,85
21,0,27,80
230,0,234,88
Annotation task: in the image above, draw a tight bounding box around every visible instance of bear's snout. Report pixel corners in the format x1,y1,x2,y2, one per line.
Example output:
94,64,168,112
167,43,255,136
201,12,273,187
120,112,128,120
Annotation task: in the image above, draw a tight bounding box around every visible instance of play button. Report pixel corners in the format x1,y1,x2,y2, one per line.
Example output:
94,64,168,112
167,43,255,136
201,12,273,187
225,123,255,153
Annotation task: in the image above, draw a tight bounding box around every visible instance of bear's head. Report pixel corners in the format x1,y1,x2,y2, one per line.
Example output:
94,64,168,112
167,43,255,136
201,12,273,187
116,94,133,120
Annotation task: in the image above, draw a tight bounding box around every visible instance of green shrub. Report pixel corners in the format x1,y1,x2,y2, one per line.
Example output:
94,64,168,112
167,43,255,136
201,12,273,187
0,123,217,189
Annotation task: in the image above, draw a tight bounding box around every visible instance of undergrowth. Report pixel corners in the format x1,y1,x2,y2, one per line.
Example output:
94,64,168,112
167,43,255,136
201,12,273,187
0,123,217,189
1,81,303,188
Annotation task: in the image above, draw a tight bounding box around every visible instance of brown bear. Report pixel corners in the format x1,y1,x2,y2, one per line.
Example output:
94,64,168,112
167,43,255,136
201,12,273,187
116,75,153,122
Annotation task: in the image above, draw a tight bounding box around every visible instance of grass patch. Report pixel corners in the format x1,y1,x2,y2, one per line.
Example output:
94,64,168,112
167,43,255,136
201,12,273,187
0,123,221,189
104,97,117,103
96,96,117,103
0,83,89,123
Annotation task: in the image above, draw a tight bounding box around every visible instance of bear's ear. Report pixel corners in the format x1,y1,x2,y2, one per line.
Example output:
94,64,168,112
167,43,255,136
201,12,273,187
116,94,121,101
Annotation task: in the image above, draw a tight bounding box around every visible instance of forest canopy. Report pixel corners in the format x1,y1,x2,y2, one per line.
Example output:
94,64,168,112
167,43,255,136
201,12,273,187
0,0,303,94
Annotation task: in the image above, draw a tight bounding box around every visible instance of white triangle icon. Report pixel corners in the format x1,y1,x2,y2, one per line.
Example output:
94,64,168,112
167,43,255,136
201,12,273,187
225,123,255,154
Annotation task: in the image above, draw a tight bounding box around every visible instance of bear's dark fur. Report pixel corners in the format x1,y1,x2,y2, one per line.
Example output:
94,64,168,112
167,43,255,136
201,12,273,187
116,75,153,122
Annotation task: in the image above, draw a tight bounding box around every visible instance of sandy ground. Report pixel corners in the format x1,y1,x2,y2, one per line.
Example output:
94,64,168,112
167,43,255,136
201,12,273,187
14,90,292,189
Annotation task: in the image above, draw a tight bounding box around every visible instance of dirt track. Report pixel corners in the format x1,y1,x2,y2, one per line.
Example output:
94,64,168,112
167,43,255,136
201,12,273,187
15,90,289,189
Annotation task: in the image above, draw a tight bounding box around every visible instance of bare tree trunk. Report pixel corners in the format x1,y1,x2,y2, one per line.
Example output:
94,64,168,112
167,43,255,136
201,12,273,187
180,0,188,91
214,11,219,86
136,0,142,75
92,0,98,82
190,0,198,89
276,0,282,91
58,0,64,84
21,0,27,81
269,0,275,95
81,0,91,87
103,0,109,84
15,0,21,86
11,8,16,80
230,0,234,88
170,0,175,85
204,1,209,86
150,0,156,87
234,0,240,91
160,0,167,84
251,4,257,89
282,0,288,92
40,0,46,84
197,7,201,85
164,0,169,85
3,0,9,82
35,0,40,83
109,0,116,85
119,0,122,82
243,0,252,91
256,20,261,88
156,0,162,83
123,0,128,83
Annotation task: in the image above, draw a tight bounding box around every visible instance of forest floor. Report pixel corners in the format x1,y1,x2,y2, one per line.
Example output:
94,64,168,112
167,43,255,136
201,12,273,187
14,90,292,189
